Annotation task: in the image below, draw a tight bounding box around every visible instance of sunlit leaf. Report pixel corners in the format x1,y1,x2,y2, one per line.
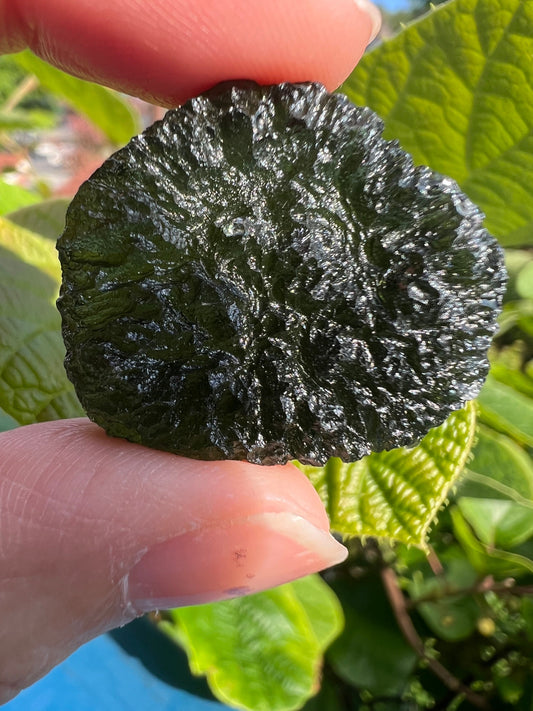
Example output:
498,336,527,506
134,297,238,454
0,216,83,423
7,198,70,241
298,403,476,547
342,0,533,247
0,180,40,215
516,262,533,299
160,575,343,711
12,50,140,145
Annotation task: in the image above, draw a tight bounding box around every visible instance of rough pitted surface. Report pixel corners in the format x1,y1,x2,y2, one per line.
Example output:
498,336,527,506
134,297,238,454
57,82,506,465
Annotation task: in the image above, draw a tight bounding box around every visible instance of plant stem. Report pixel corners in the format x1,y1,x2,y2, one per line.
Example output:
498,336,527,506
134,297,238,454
2,75,40,112
380,565,490,710
426,545,444,575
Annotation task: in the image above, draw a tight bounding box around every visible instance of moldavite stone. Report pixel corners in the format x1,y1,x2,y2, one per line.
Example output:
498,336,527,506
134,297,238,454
57,81,506,466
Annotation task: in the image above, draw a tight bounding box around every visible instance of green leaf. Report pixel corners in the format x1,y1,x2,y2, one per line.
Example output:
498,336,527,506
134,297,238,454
298,403,476,547
516,262,533,299
0,216,83,423
418,595,480,642
496,299,533,339
489,361,533,400
0,180,41,215
160,575,343,711
457,497,533,549
495,676,526,705
0,215,61,282
451,506,533,577
0,406,18,432
7,198,70,241
327,577,417,695
505,249,533,281
12,50,139,145
342,0,533,247
0,108,56,131
501,249,533,302
459,425,533,501
477,375,533,447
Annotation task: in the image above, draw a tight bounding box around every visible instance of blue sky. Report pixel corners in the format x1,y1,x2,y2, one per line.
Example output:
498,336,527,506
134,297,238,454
376,0,411,10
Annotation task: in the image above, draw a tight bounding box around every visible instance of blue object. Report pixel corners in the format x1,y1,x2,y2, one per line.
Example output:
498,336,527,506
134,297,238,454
6,620,227,711
376,0,411,10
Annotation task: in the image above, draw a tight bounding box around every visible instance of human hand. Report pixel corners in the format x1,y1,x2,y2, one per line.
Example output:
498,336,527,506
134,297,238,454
0,0,380,703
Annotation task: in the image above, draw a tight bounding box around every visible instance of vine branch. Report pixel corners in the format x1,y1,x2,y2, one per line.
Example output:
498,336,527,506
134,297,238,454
380,565,490,710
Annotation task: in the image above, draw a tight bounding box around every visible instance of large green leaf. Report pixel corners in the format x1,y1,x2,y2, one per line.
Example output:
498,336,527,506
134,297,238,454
0,216,83,423
342,0,533,247
0,215,60,282
12,50,139,146
160,575,343,711
477,375,533,447
451,506,533,577
457,497,533,549
459,425,533,501
7,198,70,241
298,403,476,547
0,180,41,215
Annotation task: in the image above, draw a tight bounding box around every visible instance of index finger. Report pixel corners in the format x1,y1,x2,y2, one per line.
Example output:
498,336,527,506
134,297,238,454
0,0,380,107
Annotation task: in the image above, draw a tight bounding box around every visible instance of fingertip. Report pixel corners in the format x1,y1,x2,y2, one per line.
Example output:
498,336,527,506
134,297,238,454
0,0,25,52
0,418,340,691
128,513,347,611
1,0,380,105
354,0,382,44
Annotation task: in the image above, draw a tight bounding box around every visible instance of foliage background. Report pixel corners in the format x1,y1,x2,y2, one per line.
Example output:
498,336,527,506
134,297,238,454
0,0,532,710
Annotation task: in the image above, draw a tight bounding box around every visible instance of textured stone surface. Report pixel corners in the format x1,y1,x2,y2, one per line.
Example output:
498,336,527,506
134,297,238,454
57,82,506,465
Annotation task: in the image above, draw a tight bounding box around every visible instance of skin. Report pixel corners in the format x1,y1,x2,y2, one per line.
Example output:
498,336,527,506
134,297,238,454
0,0,380,703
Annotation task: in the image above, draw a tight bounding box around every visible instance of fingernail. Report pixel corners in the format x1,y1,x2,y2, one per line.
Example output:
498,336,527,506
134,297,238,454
354,0,382,43
126,513,347,612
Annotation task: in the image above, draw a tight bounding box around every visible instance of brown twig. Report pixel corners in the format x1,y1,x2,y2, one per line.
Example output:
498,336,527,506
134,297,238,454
2,75,40,112
380,565,490,710
426,545,444,575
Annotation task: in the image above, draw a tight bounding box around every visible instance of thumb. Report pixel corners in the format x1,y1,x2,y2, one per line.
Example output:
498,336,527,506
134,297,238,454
0,418,346,703
0,0,381,106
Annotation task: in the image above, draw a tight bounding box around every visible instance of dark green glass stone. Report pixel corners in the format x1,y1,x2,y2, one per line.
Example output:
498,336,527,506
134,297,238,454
57,82,506,465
